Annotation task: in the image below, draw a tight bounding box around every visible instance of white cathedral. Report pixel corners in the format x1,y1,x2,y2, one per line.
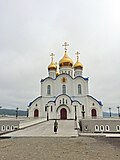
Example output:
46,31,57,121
28,42,103,120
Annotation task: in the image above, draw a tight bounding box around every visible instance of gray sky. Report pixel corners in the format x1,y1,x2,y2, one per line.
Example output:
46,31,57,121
0,0,120,112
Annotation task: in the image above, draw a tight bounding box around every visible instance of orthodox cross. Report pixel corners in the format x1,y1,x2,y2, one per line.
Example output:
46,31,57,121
50,53,55,62
62,42,69,52
75,51,80,60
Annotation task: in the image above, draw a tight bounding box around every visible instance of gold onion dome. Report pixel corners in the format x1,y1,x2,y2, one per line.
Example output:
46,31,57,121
74,52,83,69
59,51,73,67
48,61,57,70
48,53,57,70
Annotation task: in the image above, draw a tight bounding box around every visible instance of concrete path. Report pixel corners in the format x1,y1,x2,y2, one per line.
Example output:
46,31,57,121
2,120,78,137
19,118,47,129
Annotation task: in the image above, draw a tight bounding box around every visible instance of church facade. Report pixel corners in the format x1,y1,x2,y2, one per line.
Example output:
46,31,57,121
28,42,103,120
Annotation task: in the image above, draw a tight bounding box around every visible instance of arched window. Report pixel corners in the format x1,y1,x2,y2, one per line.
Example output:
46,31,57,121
66,100,67,104
116,125,120,131
95,125,99,131
62,85,66,94
1,125,5,131
60,100,61,104
63,98,65,104
105,125,110,131
6,125,10,131
47,85,51,95
11,125,14,131
100,125,104,132
78,84,82,94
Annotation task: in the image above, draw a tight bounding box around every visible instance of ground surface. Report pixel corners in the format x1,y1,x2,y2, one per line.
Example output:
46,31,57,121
0,137,120,160
2,120,78,137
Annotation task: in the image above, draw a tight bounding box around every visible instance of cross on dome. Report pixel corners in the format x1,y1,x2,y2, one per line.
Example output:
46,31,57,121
74,51,83,69
48,53,56,70
75,51,80,56
50,53,55,62
75,51,80,61
62,42,69,52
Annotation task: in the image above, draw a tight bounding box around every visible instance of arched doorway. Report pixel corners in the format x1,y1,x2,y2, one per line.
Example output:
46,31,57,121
60,108,67,119
34,109,39,118
91,109,97,118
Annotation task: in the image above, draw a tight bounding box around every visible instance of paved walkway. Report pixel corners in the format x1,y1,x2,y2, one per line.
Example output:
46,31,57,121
19,118,47,129
2,120,78,137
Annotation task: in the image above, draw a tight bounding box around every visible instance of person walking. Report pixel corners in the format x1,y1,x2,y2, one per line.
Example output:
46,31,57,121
54,120,58,134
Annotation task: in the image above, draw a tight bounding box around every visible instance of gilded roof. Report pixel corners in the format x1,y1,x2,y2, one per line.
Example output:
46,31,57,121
48,61,57,70
74,55,83,69
59,52,73,67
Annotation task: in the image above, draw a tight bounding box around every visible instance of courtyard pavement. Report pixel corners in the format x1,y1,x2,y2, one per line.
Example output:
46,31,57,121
2,120,79,137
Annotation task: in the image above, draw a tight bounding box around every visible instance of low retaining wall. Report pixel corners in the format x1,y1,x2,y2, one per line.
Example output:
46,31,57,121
79,119,120,133
0,120,20,134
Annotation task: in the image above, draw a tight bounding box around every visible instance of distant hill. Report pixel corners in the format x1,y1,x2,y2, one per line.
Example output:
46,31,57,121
0,108,27,116
103,112,118,118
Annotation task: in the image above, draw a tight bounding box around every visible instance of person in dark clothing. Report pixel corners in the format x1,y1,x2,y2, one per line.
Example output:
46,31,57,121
54,120,58,134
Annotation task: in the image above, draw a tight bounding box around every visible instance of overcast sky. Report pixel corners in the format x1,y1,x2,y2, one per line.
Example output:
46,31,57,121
0,0,120,112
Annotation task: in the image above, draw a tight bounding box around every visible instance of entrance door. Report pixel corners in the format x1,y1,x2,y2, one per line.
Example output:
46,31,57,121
34,109,39,118
91,109,97,118
60,108,67,119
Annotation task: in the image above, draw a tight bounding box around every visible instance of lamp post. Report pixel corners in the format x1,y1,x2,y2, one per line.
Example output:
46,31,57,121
45,104,49,121
0,106,2,117
81,111,85,119
16,107,19,119
109,107,111,118
117,106,120,118
27,107,29,118
81,105,85,119
75,105,77,121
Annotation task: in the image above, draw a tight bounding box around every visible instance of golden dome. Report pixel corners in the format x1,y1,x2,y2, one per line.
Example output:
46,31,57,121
74,52,83,69
48,61,57,70
48,53,57,70
74,61,83,69
59,51,73,67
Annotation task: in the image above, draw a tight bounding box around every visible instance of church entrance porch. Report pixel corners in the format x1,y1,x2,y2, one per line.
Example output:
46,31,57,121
60,108,67,119
34,109,39,118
